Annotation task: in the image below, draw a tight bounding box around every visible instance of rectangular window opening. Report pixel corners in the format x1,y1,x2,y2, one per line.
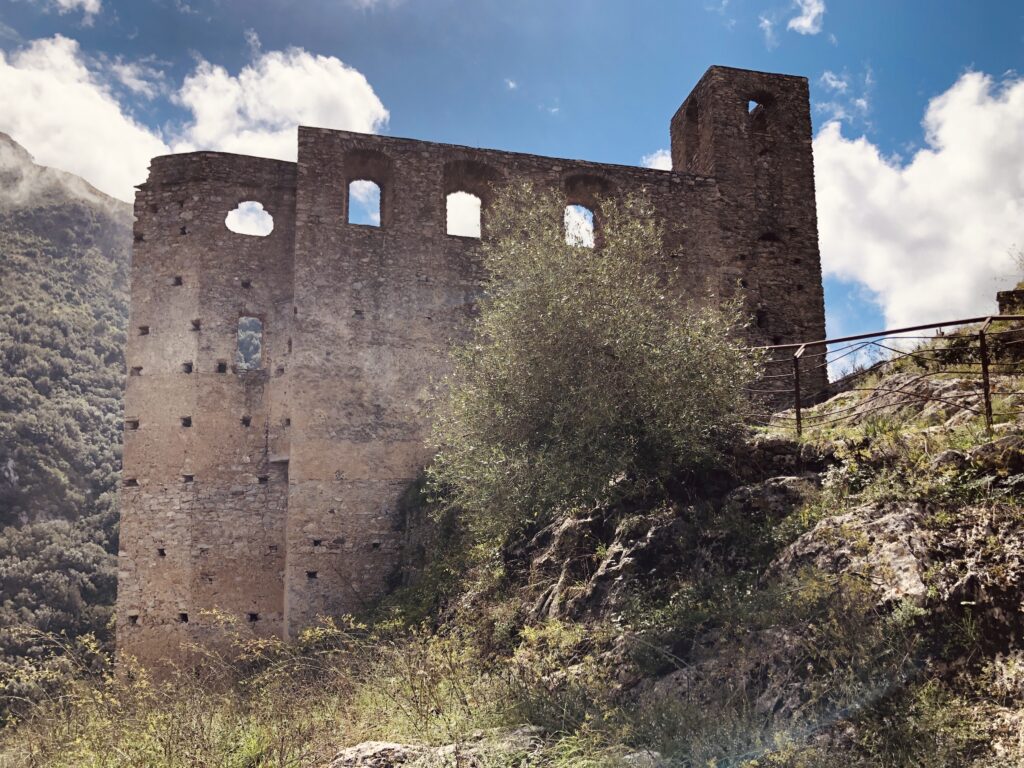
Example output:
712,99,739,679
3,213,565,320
191,319,202,332
128,614,139,625
312,539,322,547
181,416,192,428
241,416,252,427
268,544,278,553
257,475,269,485
247,612,259,622
284,418,291,427
306,570,318,580
157,548,166,557
182,361,194,374
236,316,263,370
371,542,381,550
178,612,189,623
182,474,194,484
123,478,139,487
172,276,183,286
347,179,381,227
138,325,150,336
241,279,252,289
126,419,139,430
129,366,143,376
216,361,228,374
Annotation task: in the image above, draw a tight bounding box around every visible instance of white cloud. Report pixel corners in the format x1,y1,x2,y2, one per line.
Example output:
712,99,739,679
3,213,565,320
446,191,481,237
0,35,169,201
108,56,165,99
820,70,847,92
814,71,1024,329
641,148,672,171
49,0,100,22
787,0,825,34
815,67,873,126
759,15,778,50
504,78,518,90
0,34,390,202
173,46,389,160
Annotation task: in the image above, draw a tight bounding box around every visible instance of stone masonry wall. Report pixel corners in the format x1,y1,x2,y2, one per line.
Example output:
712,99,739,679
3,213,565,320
117,65,827,668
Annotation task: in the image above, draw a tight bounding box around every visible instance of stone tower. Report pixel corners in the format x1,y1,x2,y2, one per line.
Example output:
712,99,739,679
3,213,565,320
117,65,826,668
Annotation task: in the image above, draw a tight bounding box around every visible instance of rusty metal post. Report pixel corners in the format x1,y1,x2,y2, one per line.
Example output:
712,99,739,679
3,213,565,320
793,345,806,437
979,318,994,435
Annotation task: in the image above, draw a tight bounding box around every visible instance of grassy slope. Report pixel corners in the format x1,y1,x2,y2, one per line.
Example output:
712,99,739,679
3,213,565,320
3,362,1024,766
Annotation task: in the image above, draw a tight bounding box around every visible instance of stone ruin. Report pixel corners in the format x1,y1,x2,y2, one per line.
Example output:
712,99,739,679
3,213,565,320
117,65,826,667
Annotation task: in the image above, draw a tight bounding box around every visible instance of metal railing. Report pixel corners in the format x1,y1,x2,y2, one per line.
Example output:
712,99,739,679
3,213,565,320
754,315,1024,437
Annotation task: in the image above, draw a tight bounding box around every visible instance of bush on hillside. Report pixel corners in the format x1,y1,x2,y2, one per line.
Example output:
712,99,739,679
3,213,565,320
428,182,761,549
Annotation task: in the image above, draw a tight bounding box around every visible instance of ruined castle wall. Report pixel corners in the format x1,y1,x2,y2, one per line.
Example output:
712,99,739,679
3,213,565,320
118,153,296,667
119,65,828,662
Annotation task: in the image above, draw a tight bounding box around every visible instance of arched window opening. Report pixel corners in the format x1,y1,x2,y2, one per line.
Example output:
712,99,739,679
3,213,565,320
446,191,482,238
747,99,760,113
564,204,595,248
348,179,381,227
225,201,274,236
236,316,263,370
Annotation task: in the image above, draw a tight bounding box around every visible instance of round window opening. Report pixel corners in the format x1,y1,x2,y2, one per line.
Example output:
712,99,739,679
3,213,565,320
225,201,274,237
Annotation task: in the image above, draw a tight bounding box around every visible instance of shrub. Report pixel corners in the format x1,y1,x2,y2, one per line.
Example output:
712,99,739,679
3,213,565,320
429,182,761,549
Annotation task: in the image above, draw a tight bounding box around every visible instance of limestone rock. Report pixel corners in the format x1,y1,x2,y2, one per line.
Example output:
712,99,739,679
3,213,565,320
769,503,930,606
969,435,1024,474
326,727,545,767
721,474,819,522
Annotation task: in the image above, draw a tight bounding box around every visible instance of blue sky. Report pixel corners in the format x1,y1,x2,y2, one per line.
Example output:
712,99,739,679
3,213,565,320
1,0,1022,352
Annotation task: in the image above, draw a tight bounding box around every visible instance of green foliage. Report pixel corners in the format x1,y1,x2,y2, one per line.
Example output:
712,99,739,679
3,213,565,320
429,182,761,549
0,190,131,664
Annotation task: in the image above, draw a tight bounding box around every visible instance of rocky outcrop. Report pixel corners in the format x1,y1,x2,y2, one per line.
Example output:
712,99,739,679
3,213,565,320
769,502,931,606
326,727,545,767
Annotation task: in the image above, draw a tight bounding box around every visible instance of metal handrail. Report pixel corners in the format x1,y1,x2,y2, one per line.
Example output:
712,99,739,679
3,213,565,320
759,315,1024,436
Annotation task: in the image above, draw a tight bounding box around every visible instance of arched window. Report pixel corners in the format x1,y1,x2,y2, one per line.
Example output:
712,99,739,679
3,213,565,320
236,316,263,370
225,201,273,236
564,204,595,248
348,180,381,227
446,191,482,238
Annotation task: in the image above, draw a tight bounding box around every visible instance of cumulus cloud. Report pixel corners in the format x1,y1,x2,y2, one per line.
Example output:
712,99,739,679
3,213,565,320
46,0,101,22
815,71,1024,329
173,46,389,160
787,0,825,34
0,33,391,201
0,35,169,201
504,78,518,91
641,148,672,171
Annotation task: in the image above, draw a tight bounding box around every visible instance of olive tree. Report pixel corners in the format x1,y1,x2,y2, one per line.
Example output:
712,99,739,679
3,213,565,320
428,182,761,547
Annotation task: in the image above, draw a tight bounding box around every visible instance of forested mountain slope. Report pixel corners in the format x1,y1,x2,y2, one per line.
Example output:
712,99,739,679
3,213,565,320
0,133,132,658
